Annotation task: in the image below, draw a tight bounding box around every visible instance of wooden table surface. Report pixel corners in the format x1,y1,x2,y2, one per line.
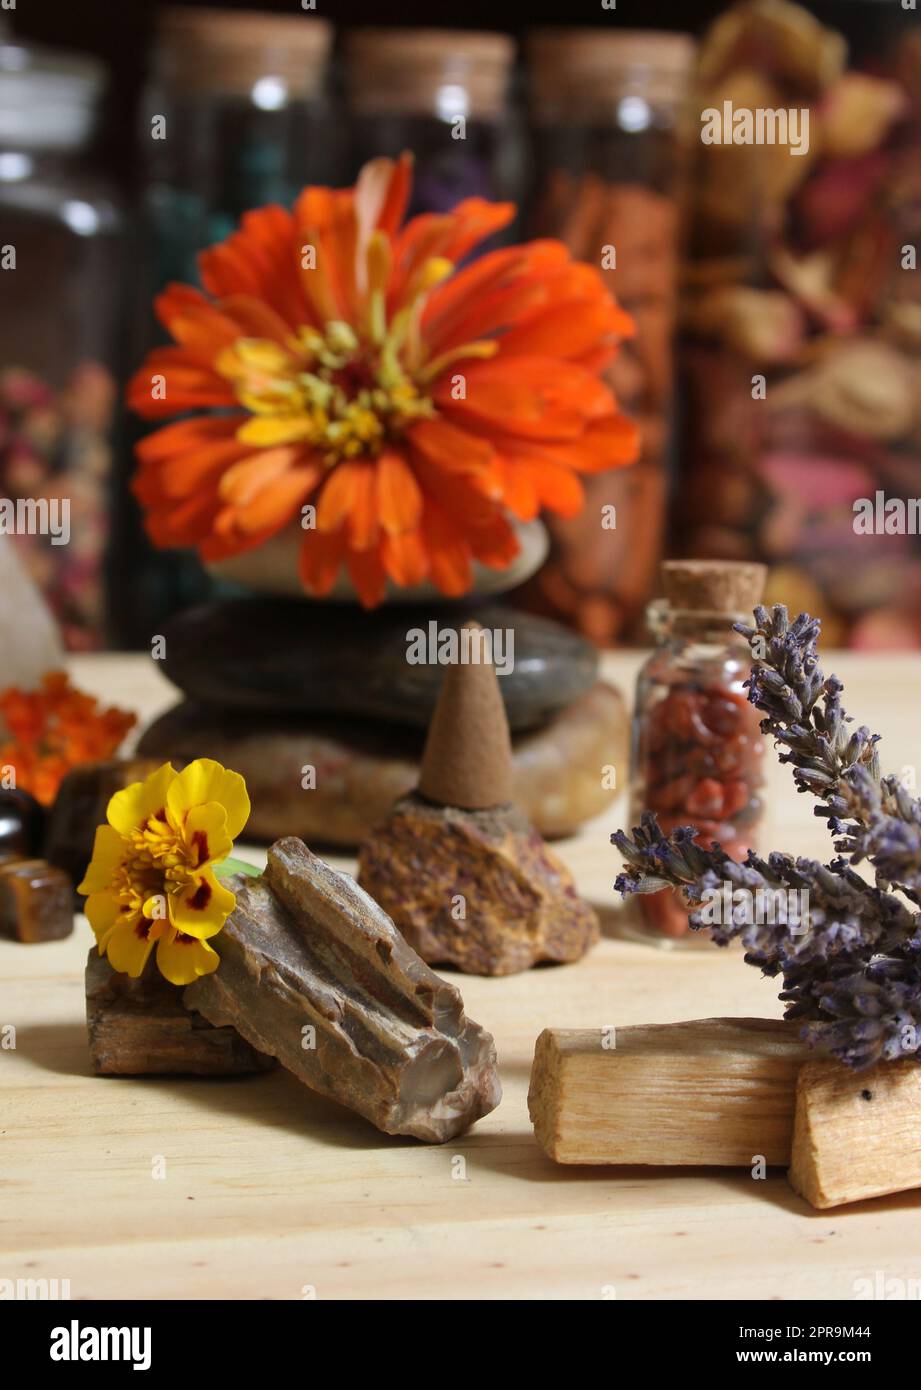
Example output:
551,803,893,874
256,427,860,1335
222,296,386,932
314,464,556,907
4,650,921,1301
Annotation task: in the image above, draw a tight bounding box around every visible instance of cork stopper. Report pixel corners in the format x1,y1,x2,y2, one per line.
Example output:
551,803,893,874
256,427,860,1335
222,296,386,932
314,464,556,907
417,623,514,811
345,29,514,119
661,560,766,616
527,28,696,115
155,8,332,98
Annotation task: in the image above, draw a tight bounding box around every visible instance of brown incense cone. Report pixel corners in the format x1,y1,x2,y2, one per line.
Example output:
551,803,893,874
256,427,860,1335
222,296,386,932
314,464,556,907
417,622,513,810
358,624,599,976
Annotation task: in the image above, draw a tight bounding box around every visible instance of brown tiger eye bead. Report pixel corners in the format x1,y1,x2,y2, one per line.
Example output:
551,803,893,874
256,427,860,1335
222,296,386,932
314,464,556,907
0,858,73,943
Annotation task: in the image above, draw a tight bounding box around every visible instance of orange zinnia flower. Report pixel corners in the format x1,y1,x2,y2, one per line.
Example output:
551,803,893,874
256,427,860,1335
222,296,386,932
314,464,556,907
0,672,136,805
128,155,639,607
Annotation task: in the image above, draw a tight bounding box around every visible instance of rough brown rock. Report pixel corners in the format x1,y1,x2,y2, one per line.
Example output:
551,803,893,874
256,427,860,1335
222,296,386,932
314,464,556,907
358,794,599,975
184,838,501,1142
137,681,628,845
358,637,599,976
86,950,274,1076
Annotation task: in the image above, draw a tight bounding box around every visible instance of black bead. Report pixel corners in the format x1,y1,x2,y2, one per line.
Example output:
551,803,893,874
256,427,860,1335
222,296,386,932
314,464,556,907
0,788,47,858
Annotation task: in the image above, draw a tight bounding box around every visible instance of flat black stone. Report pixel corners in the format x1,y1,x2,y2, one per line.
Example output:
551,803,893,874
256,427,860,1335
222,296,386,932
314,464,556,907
158,599,598,732
0,789,45,859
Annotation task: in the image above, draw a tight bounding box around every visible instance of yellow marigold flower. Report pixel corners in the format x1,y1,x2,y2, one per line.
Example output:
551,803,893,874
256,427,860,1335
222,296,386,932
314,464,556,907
77,759,250,986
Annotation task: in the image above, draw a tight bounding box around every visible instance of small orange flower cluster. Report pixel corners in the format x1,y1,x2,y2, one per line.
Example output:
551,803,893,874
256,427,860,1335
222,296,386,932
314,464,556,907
0,671,136,805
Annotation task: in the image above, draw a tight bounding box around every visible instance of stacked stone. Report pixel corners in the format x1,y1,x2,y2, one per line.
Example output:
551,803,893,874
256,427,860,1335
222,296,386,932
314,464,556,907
136,596,628,848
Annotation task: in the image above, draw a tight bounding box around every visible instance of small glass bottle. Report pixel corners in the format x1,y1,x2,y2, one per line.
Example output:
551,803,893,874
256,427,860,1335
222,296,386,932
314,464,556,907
625,560,767,946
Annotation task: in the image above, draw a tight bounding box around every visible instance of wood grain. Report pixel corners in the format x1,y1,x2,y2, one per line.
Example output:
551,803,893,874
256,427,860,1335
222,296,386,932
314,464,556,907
529,1019,808,1166
789,1059,921,1209
2,651,921,1299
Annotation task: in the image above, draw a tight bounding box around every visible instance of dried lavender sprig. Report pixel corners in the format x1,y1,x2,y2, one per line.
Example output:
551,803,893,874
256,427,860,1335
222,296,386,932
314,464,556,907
794,956,921,1069
613,815,921,1068
735,604,921,897
614,814,916,967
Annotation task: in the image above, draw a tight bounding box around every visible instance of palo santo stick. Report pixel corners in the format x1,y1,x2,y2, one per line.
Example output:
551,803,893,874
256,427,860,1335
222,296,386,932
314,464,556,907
789,1059,921,1209
529,1018,808,1166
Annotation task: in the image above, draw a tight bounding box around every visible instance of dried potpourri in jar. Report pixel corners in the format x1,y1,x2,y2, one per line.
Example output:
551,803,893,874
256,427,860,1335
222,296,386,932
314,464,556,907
677,0,921,650
624,560,767,946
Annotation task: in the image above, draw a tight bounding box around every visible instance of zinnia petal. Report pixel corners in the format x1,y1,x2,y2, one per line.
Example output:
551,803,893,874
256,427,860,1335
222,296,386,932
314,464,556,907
381,527,429,587
376,450,423,535
346,544,387,607
299,527,347,596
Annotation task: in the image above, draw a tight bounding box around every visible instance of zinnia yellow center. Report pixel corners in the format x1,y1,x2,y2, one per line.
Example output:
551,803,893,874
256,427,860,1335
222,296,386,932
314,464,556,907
217,321,435,465
214,247,498,466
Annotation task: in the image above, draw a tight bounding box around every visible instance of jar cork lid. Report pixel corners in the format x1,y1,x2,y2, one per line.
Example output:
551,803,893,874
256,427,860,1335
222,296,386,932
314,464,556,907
345,28,514,119
525,30,691,94
661,560,766,616
155,8,332,99
527,28,696,112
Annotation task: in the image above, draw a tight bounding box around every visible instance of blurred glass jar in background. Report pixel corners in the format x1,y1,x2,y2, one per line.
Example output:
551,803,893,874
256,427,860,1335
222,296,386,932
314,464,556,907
521,29,696,645
677,0,921,650
343,28,523,226
109,8,335,646
145,7,334,288
0,37,123,650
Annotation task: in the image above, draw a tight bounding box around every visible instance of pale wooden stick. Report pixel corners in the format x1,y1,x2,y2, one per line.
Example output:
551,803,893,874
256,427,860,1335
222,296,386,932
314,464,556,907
789,1059,921,1209
529,1018,808,1166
